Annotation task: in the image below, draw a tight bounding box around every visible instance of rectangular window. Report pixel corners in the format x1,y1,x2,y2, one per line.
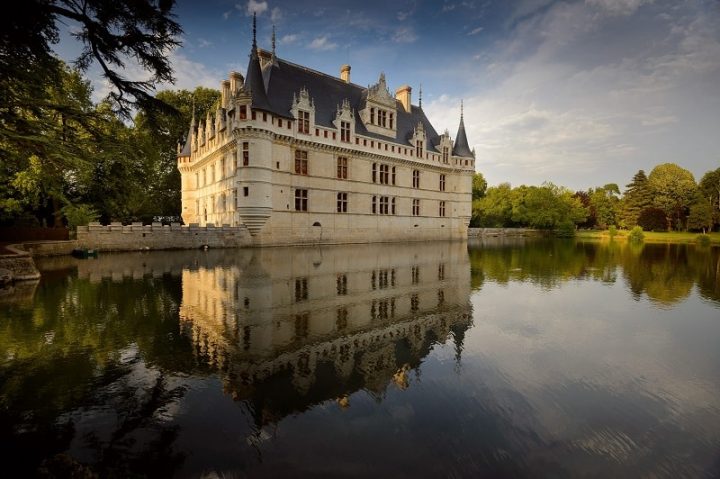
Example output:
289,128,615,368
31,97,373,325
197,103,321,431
337,156,348,179
262,112,267,122
413,199,420,216
380,164,389,184
203,168,207,186
440,174,446,191
416,140,423,158
442,146,449,164
372,195,377,214
391,197,396,215
337,274,347,295
337,192,348,213
370,107,375,124
372,163,377,183
220,193,226,212
389,113,394,129
278,118,283,128
233,188,238,209
243,186,249,197
324,130,328,138
295,277,308,302
439,201,446,217
251,111,256,120
239,105,247,120
412,170,420,189
295,150,308,175
220,157,225,179
298,110,310,134
391,166,396,185
210,195,215,214
379,196,389,215
211,164,216,183
242,142,249,166
411,266,420,285
295,189,308,211
341,121,350,142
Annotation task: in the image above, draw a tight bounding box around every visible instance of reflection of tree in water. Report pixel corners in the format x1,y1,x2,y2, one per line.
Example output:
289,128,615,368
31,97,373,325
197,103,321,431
468,239,717,306
0,273,199,477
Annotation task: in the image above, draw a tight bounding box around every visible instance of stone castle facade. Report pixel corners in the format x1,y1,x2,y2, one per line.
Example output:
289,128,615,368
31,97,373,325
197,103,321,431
177,18,475,245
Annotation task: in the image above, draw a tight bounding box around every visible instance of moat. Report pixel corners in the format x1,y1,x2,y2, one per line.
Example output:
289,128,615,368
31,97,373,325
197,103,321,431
1,239,719,478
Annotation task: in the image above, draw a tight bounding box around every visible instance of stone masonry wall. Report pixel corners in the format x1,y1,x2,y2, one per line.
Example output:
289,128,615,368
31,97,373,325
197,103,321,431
76,222,252,251
467,227,543,237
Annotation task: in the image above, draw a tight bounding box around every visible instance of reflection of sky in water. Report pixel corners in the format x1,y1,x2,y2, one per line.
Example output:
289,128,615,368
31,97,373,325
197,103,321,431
2,241,719,478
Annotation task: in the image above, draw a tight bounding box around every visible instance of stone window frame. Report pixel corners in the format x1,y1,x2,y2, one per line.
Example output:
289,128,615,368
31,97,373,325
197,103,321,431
298,110,310,134
412,169,420,189
295,150,308,175
337,192,348,213
337,156,348,179
440,174,446,192
412,198,420,216
295,189,308,211
439,200,446,217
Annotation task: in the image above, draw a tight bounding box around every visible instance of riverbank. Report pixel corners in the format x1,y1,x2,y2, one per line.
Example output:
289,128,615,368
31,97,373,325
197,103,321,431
576,230,720,244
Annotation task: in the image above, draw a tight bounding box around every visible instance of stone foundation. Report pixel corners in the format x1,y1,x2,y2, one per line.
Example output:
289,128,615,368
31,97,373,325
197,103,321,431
468,227,543,237
0,244,41,282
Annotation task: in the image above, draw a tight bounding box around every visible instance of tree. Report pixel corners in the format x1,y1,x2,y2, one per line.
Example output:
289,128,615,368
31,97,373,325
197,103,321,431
637,207,667,232
619,170,653,229
472,172,487,200
699,167,720,230
688,193,714,233
510,183,587,229
648,163,697,231
588,184,620,229
473,183,513,227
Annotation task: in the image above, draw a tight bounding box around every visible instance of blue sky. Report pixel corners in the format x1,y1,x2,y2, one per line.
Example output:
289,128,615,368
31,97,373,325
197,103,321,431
56,0,720,190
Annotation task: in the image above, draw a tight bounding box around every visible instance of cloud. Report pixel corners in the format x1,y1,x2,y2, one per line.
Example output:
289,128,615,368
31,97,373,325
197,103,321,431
468,26,484,35
397,1,417,21
197,38,212,48
242,0,267,16
442,3,456,13
280,34,298,45
392,27,418,43
309,36,337,51
585,0,654,16
271,7,282,22
222,10,232,20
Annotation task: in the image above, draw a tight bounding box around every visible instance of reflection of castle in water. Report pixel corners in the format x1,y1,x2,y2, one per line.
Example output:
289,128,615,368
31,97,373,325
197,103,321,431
178,242,472,424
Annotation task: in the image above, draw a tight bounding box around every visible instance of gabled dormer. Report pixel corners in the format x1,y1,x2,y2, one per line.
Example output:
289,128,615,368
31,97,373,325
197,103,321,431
291,87,315,135
410,121,426,159
361,73,397,138
333,98,354,144
438,131,453,164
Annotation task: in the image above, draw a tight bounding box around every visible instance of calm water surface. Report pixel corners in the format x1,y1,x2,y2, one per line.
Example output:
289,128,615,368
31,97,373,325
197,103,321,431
1,239,719,478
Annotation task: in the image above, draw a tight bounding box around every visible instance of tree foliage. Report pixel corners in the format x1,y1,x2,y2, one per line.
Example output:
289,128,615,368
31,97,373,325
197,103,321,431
472,172,487,200
648,163,697,231
619,170,653,229
637,207,668,232
698,167,720,230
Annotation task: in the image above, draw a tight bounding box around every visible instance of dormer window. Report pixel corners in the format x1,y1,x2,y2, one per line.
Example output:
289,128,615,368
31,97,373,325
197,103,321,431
378,110,387,128
298,110,310,134
370,108,375,124
442,146,449,163
341,121,350,142
389,113,394,130
416,140,423,158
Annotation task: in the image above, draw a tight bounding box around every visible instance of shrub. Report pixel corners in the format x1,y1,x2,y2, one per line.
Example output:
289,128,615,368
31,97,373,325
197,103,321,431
608,225,618,239
628,225,645,243
62,204,99,228
637,207,667,232
696,234,711,247
555,220,576,238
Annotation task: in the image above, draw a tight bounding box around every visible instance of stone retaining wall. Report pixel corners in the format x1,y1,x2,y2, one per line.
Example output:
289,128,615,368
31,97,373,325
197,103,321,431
468,227,543,237
0,244,41,282
76,222,252,251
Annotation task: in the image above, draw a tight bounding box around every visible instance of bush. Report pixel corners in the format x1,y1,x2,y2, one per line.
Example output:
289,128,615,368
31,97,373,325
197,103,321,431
608,225,618,239
637,207,667,232
628,225,645,243
696,234,711,247
62,204,99,228
555,220,576,238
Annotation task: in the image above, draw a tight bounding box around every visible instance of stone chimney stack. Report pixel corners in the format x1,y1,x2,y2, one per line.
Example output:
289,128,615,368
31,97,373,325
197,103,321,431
229,71,244,96
396,85,412,112
340,64,351,83
221,80,231,108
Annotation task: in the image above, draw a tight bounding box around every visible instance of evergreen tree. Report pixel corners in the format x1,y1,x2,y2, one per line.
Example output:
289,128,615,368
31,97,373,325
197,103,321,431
619,170,653,228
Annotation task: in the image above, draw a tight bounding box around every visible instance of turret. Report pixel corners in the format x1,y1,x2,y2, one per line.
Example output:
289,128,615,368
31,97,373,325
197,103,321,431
452,100,473,158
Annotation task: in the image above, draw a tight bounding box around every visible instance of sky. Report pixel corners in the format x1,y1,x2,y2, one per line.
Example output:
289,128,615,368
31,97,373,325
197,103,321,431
55,0,720,191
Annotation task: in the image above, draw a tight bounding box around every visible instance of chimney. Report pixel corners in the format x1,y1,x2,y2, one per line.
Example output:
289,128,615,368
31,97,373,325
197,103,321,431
396,85,412,112
340,64,351,83
229,71,244,96
221,80,231,108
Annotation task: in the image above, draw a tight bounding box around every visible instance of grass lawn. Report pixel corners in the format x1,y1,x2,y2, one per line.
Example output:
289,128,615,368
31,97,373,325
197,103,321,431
576,230,720,244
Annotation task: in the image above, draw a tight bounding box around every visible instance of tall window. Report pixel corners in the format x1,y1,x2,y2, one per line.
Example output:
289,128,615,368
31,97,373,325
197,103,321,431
412,199,420,216
391,166,396,185
220,157,225,179
210,195,215,213
416,140,423,158
220,193,226,212
239,105,247,120
389,113,394,129
337,157,348,179
372,163,377,183
378,110,387,127
341,121,350,142
391,197,396,215
442,146,449,164
203,168,207,186
295,150,308,175
370,107,375,124
211,164,216,183
337,192,348,213
379,196,389,215
298,110,310,134
233,188,238,209
242,142,249,166
440,174,446,191
412,170,420,188
439,201,446,217
295,189,308,211
380,164,389,184
372,196,377,214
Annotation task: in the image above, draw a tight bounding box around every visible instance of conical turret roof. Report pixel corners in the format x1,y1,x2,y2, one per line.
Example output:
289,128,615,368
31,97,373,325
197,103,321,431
453,101,473,158
245,13,272,111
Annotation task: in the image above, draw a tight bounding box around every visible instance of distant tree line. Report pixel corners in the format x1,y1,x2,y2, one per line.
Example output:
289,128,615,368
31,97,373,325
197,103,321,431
472,163,720,233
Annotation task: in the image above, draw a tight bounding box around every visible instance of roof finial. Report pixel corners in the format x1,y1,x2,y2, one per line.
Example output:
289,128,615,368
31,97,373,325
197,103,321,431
252,12,257,50
460,99,464,120
272,24,276,56
419,84,423,108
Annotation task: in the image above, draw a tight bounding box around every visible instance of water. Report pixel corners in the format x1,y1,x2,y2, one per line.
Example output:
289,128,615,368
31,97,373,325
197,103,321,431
1,239,718,478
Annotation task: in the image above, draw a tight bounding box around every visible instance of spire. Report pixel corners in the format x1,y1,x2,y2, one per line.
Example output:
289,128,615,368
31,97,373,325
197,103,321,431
272,24,276,57
245,13,271,111
252,12,257,50
419,84,422,108
452,100,473,158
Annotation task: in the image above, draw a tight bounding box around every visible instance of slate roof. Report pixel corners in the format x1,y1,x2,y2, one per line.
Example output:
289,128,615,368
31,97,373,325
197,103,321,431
250,50,444,152
453,115,473,158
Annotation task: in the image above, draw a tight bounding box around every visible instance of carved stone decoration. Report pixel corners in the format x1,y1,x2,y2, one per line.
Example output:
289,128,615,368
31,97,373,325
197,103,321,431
333,98,354,128
290,86,316,129
367,73,395,107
